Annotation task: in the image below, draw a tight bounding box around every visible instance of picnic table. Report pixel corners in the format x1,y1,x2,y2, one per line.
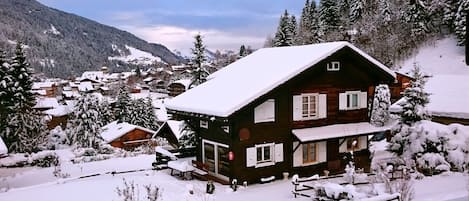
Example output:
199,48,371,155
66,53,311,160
168,160,195,180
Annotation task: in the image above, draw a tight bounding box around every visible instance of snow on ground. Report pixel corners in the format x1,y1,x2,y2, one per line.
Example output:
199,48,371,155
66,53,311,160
398,37,469,75
0,145,467,201
108,45,163,65
425,75,469,119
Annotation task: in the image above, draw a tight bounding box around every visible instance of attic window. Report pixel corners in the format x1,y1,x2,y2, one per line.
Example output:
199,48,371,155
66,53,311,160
200,120,208,129
327,61,340,71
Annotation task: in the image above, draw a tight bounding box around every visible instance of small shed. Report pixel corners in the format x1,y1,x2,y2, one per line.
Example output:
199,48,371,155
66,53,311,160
101,121,156,150
153,120,192,148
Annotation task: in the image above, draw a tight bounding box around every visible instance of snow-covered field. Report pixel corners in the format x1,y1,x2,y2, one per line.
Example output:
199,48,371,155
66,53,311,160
108,45,163,65
0,145,467,201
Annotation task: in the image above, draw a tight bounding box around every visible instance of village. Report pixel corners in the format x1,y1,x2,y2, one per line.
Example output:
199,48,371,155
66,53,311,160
1,0,469,201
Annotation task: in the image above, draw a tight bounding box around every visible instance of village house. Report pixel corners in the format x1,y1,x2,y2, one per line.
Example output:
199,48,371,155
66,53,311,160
167,79,191,97
153,120,192,148
165,41,396,184
100,121,156,150
32,81,57,97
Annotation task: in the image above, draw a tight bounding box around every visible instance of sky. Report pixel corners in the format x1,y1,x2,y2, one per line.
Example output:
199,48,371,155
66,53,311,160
37,0,305,54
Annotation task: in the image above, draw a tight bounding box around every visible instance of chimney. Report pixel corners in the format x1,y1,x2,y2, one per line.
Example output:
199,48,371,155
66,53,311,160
466,14,469,66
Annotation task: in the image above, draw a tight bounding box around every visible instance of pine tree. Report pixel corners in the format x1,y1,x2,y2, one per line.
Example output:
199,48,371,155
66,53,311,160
404,0,432,40
0,50,12,142
297,0,312,45
189,34,209,88
370,84,391,126
319,0,341,39
289,15,299,45
273,10,295,47
239,45,247,57
97,99,114,127
309,1,322,43
349,0,365,23
388,64,431,156
9,43,35,111
454,0,468,45
11,110,48,153
114,85,133,123
66,94,103,149
128,98,146,127
378,0,392,26
142,97,158,130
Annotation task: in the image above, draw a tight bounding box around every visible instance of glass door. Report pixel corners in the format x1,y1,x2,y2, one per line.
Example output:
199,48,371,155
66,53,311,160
203,140,230,179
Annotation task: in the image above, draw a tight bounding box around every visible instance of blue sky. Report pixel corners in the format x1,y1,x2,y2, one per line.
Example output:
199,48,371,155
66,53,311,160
37,0,304,53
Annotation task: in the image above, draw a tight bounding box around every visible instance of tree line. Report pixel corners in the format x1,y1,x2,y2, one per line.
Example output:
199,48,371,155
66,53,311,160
269,0,468,67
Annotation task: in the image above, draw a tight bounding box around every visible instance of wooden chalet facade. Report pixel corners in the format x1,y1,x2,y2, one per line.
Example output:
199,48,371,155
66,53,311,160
166,42,396,184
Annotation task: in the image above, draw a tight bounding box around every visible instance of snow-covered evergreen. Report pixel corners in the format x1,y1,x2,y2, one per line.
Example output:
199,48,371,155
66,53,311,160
66,94,104,149
273,10,295,47
404,0,432,40
318,0,341,40
4,110,47,153
370,84,391,126
454,0,468,45
97,99,114,127
188,34,209,88
9,43,35,110
114,85,133,124
349,0,365,23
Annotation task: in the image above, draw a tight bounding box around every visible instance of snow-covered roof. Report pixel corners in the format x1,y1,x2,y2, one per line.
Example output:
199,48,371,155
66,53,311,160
33,97,60,109
166,120,187,140
170,79,191,90
0,136,7,156
391,75,469,119
143,77,154,82
32,82,55,89
292,122,391,142
78,81,94,92
100,121,156,143
166,41,395,117
79,71,104,82
32,89,47,96
43,105,73,117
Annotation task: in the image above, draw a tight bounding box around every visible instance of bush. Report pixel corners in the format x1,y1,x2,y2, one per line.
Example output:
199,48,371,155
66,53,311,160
98,144,115,155
30,151,60,167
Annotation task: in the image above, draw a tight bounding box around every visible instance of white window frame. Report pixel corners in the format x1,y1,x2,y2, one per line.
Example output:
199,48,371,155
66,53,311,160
346,91,360,110
200,120,208,129
302,142,317,164
254,99,275,123
301,93,319,120
255,143,275,167
327,61,340,71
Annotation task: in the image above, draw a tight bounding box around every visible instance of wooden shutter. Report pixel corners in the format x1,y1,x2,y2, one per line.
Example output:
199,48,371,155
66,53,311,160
293,142,302,167
246,147,256,167
319,94,327,118
360,91,367,108
293,95,302,121
339,93,347,110
275,143,284,163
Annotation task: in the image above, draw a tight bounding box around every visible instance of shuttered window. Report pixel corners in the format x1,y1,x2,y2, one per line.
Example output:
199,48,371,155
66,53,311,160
339,91,367,110
293,93,327,121
246,143,283,168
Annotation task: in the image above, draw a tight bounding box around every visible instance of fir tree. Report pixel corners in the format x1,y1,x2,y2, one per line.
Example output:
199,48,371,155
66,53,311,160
66,94,103,149
404,0,432,40
239,45,247,57
97,99,114,127
454,0,468,45
349,0,365,23
297,0,312,45
9,43,35,111
273,10,295,47
114,85,133,123
11,110,48,153
142,97,159,130
189,34,209,88
370,84,391,126
289,15,299,45
378,0,392,26
319,0,341,39
388,64,431,156
128,98,146,127
0,50,12,141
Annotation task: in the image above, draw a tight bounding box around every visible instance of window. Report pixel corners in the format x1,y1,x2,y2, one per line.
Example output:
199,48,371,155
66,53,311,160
347,92,359,109
302,143,317,163
256,144,272,163
301,94,318,119
327,61,340,71
293,93,327,121
346,137,360,151
254,99,275,123
339,91,367,110
200,120,208,128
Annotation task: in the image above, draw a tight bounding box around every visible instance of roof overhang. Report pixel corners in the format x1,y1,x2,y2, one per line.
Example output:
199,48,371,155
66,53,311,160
292,122,391,143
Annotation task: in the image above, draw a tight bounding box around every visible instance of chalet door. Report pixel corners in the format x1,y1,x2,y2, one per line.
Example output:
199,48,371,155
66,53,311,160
202,140,230,180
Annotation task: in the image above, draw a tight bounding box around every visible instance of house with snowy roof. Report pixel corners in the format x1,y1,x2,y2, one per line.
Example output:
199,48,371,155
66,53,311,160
165,41,396,184
167,79,191,97
32,81,57,97
153,120,193,148
100,121,156,150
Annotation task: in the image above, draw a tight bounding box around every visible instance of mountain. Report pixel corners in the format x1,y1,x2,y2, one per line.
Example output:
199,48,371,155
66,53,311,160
0,0,183,78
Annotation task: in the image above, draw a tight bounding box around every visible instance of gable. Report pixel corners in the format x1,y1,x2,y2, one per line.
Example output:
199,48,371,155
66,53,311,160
166,42,395,118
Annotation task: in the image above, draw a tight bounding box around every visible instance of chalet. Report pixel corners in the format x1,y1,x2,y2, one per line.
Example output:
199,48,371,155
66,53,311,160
167,79,191,97
166,41,396,184
32,81,57,97
388,72,413,102
101,121,156,150
43,105,73,129
33,97,60,111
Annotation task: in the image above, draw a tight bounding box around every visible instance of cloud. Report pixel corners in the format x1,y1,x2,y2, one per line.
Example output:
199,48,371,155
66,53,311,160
119,25,266,54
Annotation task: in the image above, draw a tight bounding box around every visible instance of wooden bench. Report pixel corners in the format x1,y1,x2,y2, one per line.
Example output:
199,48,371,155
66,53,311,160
191,160,209,181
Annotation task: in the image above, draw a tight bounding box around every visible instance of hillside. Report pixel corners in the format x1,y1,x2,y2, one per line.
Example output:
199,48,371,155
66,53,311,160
0,0,183,78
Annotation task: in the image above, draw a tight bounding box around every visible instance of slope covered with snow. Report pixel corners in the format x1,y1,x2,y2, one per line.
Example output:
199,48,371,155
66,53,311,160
108,45,164,65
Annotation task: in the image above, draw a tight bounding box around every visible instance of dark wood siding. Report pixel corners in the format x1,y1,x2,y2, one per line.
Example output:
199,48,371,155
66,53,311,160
110,129,153,150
